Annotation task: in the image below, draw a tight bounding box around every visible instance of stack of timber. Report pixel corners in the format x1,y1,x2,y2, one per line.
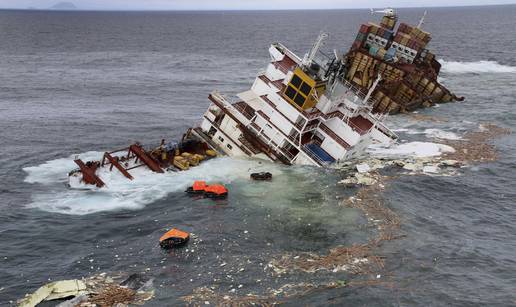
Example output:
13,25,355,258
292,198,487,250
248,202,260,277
343,10,464,114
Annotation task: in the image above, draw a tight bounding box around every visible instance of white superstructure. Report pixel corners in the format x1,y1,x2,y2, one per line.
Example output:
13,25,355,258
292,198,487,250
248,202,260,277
192,36,397,167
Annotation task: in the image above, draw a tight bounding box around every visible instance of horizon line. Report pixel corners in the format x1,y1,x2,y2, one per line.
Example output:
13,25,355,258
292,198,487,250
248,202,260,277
1,3,515,12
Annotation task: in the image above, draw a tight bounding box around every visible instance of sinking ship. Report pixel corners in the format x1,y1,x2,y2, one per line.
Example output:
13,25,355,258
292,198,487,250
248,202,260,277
188,33,398,167
71,11,462,187
69,33,397,187
343,9,464,113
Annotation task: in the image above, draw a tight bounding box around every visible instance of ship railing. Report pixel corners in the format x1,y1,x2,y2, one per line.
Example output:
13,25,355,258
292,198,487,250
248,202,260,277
256,110,300,146
272,42,303,64
363,112,399,140
260,94,304,131
334,79,379,110
304,109,322,120
304,120,320,132
324,110,346,121
319,123,351,149
277,146,296,161
211,91,252,126
344,115,373,136
301,144,328,166
248,122,296,161
233,101,255,120
272,61,295,74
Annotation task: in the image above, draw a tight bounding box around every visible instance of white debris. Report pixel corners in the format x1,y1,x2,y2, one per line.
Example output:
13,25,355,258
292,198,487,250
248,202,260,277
439,160,461,167
356,163,371,173
18,280,87,307
423,165,439,173
355,173,377,185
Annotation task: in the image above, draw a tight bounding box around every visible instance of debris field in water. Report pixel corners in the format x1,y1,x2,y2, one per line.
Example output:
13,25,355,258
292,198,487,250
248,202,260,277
440,123,511,162
19,125,509,306
181,124,510,305
18,273,154,307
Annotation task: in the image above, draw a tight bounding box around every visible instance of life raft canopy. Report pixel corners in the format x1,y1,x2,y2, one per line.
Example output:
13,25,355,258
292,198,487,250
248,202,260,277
185,181,228,199
192,180,206,191
159,228,190,248
204,184,228,195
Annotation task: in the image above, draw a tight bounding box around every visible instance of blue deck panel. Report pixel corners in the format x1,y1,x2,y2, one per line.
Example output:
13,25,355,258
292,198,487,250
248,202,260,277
304,143,335,163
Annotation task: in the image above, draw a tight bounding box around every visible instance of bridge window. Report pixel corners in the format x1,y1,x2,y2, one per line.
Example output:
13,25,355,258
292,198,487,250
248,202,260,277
285,85,297,100
300,82,311,96
294,93,306,107
290,74,302,88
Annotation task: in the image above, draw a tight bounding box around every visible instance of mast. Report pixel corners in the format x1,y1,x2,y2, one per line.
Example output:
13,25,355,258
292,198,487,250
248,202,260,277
301,32,328,69
364,74,382,106
417,11,428,29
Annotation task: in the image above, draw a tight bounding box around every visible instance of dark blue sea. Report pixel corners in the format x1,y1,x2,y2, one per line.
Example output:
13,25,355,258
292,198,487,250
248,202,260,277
1,5,515,306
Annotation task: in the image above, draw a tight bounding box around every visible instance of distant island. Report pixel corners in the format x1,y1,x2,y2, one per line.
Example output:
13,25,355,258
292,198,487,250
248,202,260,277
49,2,77,10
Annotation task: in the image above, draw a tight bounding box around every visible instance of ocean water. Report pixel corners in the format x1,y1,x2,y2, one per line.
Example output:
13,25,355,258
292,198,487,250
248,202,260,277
1,6,516,306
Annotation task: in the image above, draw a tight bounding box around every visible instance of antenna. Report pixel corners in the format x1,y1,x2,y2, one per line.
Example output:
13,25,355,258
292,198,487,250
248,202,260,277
417,10,427,29
302,32,329,69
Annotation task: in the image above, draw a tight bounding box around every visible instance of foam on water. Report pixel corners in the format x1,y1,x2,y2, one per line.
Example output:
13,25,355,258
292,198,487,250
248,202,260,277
368,141,455,158
24,155,278,215
23,151,103,184
423,128,462,140
439,60,516,74
394,128,461,140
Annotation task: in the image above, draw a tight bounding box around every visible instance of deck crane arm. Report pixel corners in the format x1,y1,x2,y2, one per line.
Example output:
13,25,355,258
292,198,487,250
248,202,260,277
301,32,328,69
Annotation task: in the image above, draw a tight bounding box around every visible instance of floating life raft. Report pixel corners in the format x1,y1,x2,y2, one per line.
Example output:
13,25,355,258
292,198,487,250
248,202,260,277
159,228,190,248
185,180,207,194
186,181,228,199
250,172,272,181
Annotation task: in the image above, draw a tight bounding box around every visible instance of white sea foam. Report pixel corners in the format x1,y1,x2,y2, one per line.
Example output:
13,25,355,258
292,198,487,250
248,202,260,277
439,60,516,74
391,127,461,140
368,141,455,158
23,151,103,184
423,128,462,140
24,155,276,215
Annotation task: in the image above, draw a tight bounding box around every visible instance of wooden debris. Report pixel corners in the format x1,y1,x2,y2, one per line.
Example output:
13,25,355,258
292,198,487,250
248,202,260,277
441,123,511,162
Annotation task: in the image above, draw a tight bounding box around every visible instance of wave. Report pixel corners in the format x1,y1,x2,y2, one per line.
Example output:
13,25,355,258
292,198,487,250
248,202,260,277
439,60,516,74
23,155,281,215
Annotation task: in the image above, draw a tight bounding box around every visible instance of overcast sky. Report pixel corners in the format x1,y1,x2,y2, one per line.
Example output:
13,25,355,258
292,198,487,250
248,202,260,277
1,0,515,10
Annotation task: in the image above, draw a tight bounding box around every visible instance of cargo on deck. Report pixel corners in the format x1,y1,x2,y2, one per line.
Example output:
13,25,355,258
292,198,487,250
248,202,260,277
345,9,463,114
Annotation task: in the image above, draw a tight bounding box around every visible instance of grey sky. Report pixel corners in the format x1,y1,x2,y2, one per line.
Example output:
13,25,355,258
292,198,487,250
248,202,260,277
1,0,515,10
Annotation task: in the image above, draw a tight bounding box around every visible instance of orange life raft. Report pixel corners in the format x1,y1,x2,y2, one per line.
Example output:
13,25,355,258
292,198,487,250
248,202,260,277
159,228,190,248
186,181,228,198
